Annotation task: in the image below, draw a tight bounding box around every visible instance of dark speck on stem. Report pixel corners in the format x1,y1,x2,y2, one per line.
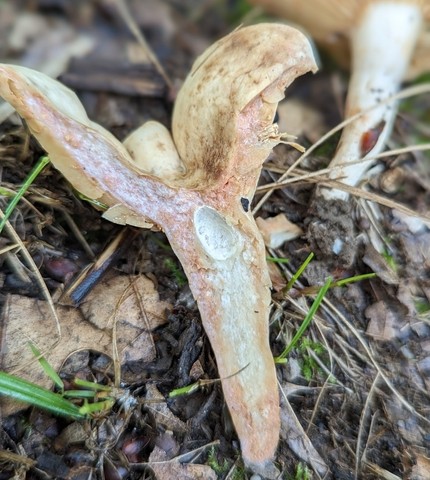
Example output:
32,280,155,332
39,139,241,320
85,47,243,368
240,197,250,212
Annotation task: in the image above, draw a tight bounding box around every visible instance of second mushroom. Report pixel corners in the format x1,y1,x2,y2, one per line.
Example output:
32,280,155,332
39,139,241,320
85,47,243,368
0,24,317,468
251,0,429,264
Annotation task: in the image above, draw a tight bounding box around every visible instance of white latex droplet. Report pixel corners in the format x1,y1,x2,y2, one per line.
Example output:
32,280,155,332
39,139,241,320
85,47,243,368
194,206,239,261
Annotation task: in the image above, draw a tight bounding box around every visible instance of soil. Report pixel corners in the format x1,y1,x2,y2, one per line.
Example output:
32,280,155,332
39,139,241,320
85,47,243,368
0,1,430,480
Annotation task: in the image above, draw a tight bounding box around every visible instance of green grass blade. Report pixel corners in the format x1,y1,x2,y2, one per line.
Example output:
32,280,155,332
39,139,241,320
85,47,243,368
168,382,200,398
0,156,50,234
28,343,64,391
78,399,114,415
284,252,314,292
275,276,332,362
0,371,85,419
332,272,377,287
73,378,112,392
75,190,108,210
62,390,97,399
266,256,289,264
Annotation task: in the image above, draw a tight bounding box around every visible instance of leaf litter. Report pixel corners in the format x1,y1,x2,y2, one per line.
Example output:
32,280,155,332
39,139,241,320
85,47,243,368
0,1,430,479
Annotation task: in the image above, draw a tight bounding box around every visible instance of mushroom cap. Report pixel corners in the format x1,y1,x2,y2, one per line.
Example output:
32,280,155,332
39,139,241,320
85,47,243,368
250,0,430,78
172,23,317,190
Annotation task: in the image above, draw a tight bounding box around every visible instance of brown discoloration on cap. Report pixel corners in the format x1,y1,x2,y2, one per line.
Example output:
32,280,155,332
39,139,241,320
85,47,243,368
172,23,317,190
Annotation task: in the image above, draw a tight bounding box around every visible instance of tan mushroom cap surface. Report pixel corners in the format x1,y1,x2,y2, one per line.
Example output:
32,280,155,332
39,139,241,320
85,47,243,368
172,22,317,191
250,0,430,78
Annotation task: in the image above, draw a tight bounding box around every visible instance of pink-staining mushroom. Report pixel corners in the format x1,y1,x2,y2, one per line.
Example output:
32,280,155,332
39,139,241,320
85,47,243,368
0,24,317,469
249,0,430,264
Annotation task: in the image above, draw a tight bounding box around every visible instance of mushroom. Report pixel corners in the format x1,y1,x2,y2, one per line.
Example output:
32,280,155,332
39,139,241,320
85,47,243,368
249,0,430,263
0,24,317,468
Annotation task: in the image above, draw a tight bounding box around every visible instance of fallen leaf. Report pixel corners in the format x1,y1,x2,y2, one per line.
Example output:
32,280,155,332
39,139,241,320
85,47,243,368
382,396,425,446
0,12,94,124
277,98,325,143
399,232,430,266
0,273,170,416
392,210,429,234
410,453,430,480
279,384,328,477
256,213,303,249
266,260,287,292
362,244,398,285
148,446,217,480
145,384,188,434
80,274,170,362
365,301,408,341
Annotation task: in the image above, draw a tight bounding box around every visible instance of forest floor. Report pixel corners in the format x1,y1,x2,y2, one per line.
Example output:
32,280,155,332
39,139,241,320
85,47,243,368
0,1,429,479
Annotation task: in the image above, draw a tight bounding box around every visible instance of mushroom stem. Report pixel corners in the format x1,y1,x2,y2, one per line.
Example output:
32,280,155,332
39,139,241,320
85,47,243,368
162,202,278,467
320,1,423,201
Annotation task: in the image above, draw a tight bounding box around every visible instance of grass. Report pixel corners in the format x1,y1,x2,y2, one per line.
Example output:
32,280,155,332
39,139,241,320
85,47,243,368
0,345,117,419
0,156,49,233
206,446,245,480
298,338,326,382
0,155,50,234
267,255,290,264
415,299,430,316
163,257,188,287
287,462,313,480
283,252,314,293
206,446,229,476
381,247,398,272
298,272,377,295
0,371,84,420
29,343,64,390
273,251,377,381
275,276,332,363
168,381,202,398
168,364,249,398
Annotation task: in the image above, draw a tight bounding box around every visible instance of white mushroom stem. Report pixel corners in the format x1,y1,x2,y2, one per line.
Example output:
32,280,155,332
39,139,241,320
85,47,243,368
0,24,317,468
320,1,423,201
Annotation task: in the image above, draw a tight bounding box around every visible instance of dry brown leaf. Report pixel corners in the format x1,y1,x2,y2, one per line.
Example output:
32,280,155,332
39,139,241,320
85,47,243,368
189,360,204,382
7,13,94,72
417,356,430,392
256,213,303,249
399,232,430,267
362,244,399,286
392,210,430,234
0,274,170,416
88,272,170,345
411,453,430,480
0,12,94,124
280,385,328,477
128,0,177,44
266,260,287,292
277,98,325,143
0,1,15,35
148,446,217,480
145,384,188,434
365,301,408,341
382,396,425,447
